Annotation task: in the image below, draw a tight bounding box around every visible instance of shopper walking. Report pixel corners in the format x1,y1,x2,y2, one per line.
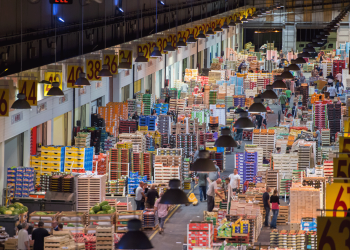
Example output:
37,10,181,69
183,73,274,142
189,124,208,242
270,189,280,229
285,88,292,104
155,193,170,234
261,112,267,129
263,187,271,227
299,73,305,85
327,84,336,99
196,172,208,202
279,92,288,113
135,182,146,210
229,168,241,193
32,221,50,250
255,113,263,129
209,161,221,182
18,222,30,250
206,178,223,212
145,184,159,208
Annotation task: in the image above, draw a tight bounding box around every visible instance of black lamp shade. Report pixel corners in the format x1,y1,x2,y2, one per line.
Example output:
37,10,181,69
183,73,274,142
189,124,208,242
233,111,255,129
235,19,242,24
206,28,215,36
248,98,267,113
186,34,197,44
272,79,287,89
281,68,294,79
116,219,153,249
159,179,189,204
119,58,131,69
177,38,187,47
214,24,223,32
288,63,300,71
11,93,31,109
47,82,64,96
197,31,206,39
150,46,162,57
214,128,237,147
75,72,90,86
247,14,254,20
221,22,229,29
164,42,175,51
135,52,148,63
228,19,236,26
261,85,278,99
98,64,113,77
241,15,248,22
299,51,312,58
294,57,306,64
191,150,217,172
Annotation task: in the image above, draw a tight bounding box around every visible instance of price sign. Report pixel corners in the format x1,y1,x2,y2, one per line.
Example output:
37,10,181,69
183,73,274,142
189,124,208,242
18,80,38,106
137,44,151,62
66,65,84,88
167,34,177,48
339,135,350,153
86,59,102,81
317,217,350,250
103,54,118,74
334,157,350,183
44,72,62,96
326,183,350,217
177,31,187,46
0,88,9,116
157,38,168,54
185,28,193,40
119,50,132,69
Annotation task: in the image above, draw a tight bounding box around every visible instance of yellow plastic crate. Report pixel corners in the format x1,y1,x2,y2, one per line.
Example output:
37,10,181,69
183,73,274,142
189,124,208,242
41,171,51,176
51,162,62,168
206,146,217,151
50,167,60,172
41,162,52,167
30,155,41,161
33,166,41,171
30,160,41,166
65,157,84,163
65,162,84,168
41,167,50,172
66,152,84,157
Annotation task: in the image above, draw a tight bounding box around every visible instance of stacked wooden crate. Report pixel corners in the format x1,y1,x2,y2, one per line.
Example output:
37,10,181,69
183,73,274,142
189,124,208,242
96,226,114,250
29,211,59,234
266,170,279,191
57,212,86,232
272,153,298,179
75,132,91,148
44,235,75,249
116,211,143,233
76,175,106,212
277,206,289,225
119,132,146,153
252,129,276,157
245,145,264,171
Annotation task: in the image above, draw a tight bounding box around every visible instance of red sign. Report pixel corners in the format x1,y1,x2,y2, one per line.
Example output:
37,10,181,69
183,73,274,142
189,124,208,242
49,0,73,4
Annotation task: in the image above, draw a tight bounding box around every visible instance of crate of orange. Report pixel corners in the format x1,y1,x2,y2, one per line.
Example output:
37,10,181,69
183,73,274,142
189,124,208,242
253,129,260,134
260,129,268,134
288,135,295,141
268,130,275,135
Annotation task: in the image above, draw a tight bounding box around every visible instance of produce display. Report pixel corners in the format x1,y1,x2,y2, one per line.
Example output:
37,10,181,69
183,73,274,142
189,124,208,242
0,202,28,215
89,201,115,215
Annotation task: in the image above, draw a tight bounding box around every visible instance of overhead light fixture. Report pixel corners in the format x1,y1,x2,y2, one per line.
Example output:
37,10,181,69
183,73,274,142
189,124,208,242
118,7,124,13
310,39,321,48
158,0,165,5
116,219,153,249
221,21,229,29
298,51,311,58
150,46,162,57
176,37,187,47
272,79,287,89
241,15,248,22
252,12,258,18
247,14,254,21
119,58,131,69
320,35,327,40
11,93,31,109
288,61,300,71
47,82,64,96
186,34,197,44
197,30,206,39
191,150,217,172
228,19,236,26
233,111,255,129
135,52,148,63
214,24,223,32
261,8,266,15
294,57,306,64
75,72,90,86
159,179,189,204
164,42,175,52
281,67,294,79
214,128,237,147
235,18,242,24
324,30,330,36
248,98,267,113
98,64,113,77
58,17,65,23
261,85,278,99
38,79,51,84
206,27,215,36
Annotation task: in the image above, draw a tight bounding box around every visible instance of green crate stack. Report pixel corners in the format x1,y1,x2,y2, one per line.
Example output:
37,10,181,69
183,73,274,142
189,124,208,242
209,91,217,104
143,94,152,115
136,92,143,102
225,96,233,107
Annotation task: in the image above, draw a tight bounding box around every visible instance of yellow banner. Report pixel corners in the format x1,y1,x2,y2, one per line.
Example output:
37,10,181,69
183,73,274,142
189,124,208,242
66,65,84,88
119,50,132,69
0,88,9,116
157,38,168,54
326,183,350,217
18,80,38,106
44,72,62,96
317,216,350,250
86,59,102,81
103,54,118,74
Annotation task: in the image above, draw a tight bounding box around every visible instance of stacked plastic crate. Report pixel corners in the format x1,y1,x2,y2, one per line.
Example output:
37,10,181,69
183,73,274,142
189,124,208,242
127,99,136,114
157,115,171,134
142,94,152,115
147,116,157,131
119,120,138,133
235,153,244,178
327,103,341,142
244,151,258,183
64,146,94,172
233,95,246,107
333,60,345,76
7,167,35,198
314,101,327,129
209,91,217,104
109,148,131,181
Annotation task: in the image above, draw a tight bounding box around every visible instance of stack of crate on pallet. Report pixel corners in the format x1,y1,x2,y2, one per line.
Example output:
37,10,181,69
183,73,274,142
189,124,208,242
76,175,106,212
57,212,86,232
44,235,75,249
272,153,298,179
116,211,143,233
127,99,136,114
321,129,330,146
157,115,171,134
96,226,114,250
266,170,279,191
75,132,91,148
298,144,312,171
323,160,333,179
64,146,94,172
119,120,138,133
29,211,59,234
143,94,152,115
245,145,264,171
252,129,276,157
154,163,181,183
119,132,146,153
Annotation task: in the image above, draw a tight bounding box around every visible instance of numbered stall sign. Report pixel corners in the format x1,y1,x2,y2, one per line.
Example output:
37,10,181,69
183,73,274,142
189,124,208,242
119,50,132,69
137,44,151,62
67,65,84,88
334,157,350,183
103,54,118,74
339,135,350,153
86,59,102,81
317,217,350,250
167,34,177,48
0,88,9,116
326,182,350,217
44,72,63,96
18,80,38,106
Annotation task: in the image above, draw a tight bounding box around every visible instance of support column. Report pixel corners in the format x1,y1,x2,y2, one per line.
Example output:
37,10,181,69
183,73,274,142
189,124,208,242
282,24,296,53
0,141,4,204
23,129,30,167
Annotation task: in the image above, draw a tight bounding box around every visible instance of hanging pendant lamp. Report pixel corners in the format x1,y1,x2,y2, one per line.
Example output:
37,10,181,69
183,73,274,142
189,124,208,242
116,219,153,249
197,30,206,39
38,80,51,84
298,51,311,58
294,57,306,64
261,8,266,15
247,14,254,21
186,34,197,44
221,21,229,29
150,46,162,57
288,61,300,71
252,12,258,18
281,67,294,79
257,10,263,17
75,72,90,86
248,98,267,113
191,150,217,172
235,18,242,24
177,37,187,47
47,82,64,96
228,19,236,26
11,93,31,109
206,27,215,36
159,179,190,204
119,58,131,69
164,42,175,52
272,79,287,89
98,64,113,77
135,52,148,63
323,30,330,36
261,85,278,99
214,24,223,32
214,128,237,147
233,111,255,129
241,15,248,22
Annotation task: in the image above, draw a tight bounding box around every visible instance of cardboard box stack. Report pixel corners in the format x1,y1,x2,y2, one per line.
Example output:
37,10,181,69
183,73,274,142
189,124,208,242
98,102,128,137
7,167,34,198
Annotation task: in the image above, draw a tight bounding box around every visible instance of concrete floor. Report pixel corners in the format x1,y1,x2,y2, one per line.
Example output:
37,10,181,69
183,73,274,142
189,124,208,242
145,101,289,249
